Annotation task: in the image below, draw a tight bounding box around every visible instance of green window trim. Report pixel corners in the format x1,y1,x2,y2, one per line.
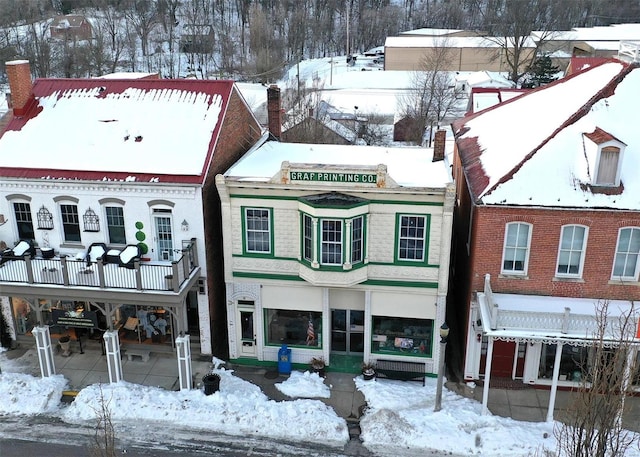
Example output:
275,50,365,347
241,206,274,257
299,211,368,270
394,213,431,266
371,316,434,358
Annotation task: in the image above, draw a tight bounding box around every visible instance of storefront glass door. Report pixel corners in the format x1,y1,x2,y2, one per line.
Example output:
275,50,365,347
237,302,256,358
331,309,364,354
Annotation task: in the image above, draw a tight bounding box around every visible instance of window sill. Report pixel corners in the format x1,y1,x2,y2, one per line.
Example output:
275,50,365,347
60,242,85,249
608,279,640,286
552,276,584,283
498,273,529,280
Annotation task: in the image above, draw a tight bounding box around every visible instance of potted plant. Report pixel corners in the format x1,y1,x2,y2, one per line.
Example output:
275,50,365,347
362,361,376,381
310,356,326,377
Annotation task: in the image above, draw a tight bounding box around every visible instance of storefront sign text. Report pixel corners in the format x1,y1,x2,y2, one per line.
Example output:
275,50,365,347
52,309,98,329
290,171,377,184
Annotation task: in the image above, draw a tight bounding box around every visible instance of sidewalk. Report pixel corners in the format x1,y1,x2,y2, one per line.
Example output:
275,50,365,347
5,338,640,432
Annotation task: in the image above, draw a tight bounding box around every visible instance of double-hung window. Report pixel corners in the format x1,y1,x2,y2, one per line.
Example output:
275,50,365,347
321,219,342,265
556,225,588,277
612,227,640,280
243,207,271,254
351,216,364,264
105,206,126,244
60,204,81,243
303,214,313,262
397,214,427,262
13,202,35,241
501,222,531,274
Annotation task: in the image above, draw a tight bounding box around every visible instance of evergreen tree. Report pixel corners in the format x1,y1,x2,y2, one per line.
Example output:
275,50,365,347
0,308,11,349
525,56,560,88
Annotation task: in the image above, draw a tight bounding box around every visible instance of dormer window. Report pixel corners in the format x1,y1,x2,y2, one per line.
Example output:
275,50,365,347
584,127,625,187
595,146,620,185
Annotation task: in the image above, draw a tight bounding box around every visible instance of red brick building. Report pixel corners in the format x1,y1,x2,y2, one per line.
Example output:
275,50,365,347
49,15,92,41
449,58,640,414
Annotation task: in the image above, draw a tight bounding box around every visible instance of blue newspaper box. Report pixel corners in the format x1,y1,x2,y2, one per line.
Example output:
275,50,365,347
278,344,292,374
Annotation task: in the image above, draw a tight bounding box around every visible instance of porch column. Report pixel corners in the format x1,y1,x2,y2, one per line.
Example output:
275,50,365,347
32,325,55,377
546,342,563,422
176,334,193,390
103,331,123,383
481,336,494,415
617,346,637,427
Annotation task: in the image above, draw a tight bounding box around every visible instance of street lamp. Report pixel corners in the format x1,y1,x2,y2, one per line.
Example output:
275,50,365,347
434,323,450,412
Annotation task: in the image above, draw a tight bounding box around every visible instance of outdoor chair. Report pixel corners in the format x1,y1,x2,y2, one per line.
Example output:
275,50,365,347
118,244,141,269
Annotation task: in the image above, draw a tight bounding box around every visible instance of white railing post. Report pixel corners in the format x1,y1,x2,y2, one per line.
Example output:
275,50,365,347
32,326,55,377
103,331,123,383
176,334,193,390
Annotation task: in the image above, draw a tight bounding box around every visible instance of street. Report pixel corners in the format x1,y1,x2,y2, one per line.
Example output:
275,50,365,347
0,414,464,457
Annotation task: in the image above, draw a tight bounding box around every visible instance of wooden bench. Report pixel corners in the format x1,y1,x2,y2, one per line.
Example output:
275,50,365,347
125,348,151,362
375,359,427,385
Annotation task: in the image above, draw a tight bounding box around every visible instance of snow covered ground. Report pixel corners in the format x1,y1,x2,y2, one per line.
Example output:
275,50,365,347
2,348,639,456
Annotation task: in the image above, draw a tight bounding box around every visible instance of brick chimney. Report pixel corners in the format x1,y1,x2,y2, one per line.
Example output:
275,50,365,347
6,60,34,116
433,129,446,162
267,85,282,140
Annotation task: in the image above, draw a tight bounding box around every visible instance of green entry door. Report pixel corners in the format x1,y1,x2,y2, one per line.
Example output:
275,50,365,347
331,309,364,354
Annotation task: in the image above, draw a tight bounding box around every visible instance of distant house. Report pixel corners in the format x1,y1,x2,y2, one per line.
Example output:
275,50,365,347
533,23,640,70
49,14,92,41
180,24,214,54
0,60,263,367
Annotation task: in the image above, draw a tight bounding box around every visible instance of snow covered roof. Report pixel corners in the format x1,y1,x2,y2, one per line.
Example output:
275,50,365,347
0,78,237,184
453,60,640,210
224,141,451,189
478,291,640,345
533,23,640,42
400,28,465,36
466,87,527,114
385,35,536,49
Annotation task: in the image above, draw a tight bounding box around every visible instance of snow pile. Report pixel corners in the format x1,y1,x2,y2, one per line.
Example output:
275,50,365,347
275,370,331,398
0,372,68,415
356,377,556,457
60,368,348,446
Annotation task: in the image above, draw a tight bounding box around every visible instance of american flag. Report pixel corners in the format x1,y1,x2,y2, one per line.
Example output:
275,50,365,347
307,320,315,344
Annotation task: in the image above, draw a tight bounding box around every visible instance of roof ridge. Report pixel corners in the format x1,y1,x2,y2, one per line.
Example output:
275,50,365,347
479,61,634,201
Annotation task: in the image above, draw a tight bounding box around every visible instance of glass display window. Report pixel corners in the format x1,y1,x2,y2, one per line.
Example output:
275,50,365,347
371,316,433,357
265,309,322,348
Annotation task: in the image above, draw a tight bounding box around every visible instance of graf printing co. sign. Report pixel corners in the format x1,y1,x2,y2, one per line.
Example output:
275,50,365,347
52,309,98,329
290,170,377,184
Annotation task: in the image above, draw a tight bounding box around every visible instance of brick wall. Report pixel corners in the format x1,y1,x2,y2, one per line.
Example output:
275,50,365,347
5,60,33,116
469,205,640,301
202,86,263,358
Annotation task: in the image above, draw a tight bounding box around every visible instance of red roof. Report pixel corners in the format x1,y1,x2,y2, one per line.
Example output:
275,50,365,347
0,78,237,185
453,60,632,203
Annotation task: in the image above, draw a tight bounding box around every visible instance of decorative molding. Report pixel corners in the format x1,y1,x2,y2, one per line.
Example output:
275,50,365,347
5,193,31,202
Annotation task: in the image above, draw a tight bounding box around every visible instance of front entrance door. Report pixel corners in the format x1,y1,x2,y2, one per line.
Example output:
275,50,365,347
331,309,364,354
482,340,526,379
237,302,256,358
154,212,174,261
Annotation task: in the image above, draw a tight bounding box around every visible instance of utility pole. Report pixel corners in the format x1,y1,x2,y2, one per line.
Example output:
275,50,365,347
346,6,350,56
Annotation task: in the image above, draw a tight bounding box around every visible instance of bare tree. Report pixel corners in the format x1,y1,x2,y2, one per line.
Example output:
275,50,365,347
476,0,565,84
248,5,285,83
123,0,158,57
399,38,463,145
555,300,640,457
89,384,117,457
